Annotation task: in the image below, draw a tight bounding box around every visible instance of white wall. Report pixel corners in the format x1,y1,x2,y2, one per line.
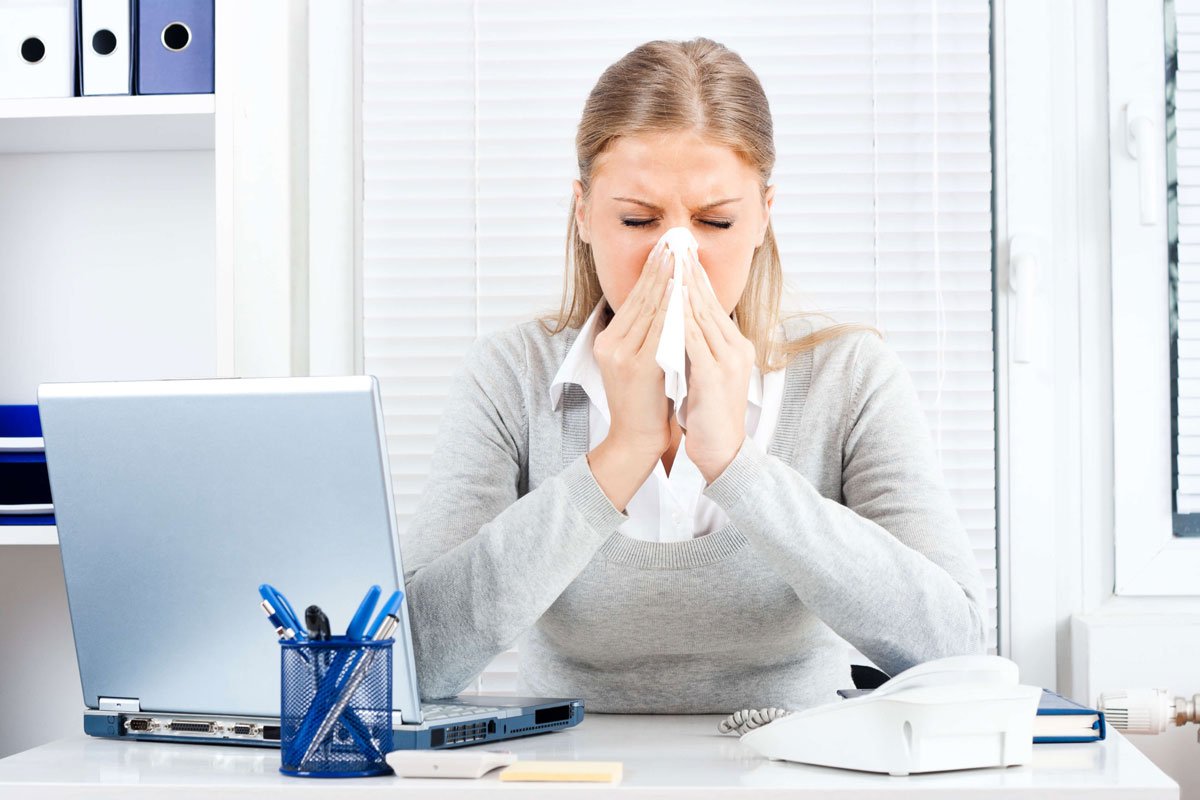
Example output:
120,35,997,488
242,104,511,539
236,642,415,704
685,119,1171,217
1071,607,1200,795
0,151,218,404
0,547,82,758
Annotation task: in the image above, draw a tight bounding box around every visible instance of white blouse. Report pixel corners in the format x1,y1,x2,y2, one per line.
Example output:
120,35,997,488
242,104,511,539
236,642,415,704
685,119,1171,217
548,301,786,543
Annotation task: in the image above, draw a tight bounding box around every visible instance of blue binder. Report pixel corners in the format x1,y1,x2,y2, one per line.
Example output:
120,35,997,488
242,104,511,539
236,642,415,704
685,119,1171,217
0,405,54,526
1035,688,1107,744
135,0,212,94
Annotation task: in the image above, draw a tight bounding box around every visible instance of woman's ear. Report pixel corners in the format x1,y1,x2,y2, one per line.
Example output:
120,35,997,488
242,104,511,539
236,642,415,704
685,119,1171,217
573,180,591,244
757,184,776,247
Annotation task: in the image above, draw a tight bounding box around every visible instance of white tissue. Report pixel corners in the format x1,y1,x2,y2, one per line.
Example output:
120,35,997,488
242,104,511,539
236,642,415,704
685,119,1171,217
654,227,699,428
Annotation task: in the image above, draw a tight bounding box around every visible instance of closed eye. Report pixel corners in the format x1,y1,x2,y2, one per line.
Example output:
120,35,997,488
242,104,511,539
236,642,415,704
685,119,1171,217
621,219,732,229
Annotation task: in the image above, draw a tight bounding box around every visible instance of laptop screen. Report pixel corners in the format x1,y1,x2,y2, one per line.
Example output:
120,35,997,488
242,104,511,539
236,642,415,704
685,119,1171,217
40,376,423,723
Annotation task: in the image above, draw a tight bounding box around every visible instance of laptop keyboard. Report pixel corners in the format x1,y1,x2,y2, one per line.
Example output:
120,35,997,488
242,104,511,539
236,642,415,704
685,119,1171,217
420,702,507,721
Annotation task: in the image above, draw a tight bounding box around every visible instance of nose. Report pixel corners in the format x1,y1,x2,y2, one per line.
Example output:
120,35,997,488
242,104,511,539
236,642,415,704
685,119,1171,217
659,222,705,262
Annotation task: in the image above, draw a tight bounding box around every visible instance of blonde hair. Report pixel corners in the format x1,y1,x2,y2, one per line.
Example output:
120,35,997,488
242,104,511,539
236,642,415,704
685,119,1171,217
538,37,877,371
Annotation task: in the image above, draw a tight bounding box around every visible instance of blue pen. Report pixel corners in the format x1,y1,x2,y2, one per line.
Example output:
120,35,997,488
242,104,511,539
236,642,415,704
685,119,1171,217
365,590,403,640
272,588,306,637
258,585,301,635
259,584,307,642
259,599,297,640
346,585,381,641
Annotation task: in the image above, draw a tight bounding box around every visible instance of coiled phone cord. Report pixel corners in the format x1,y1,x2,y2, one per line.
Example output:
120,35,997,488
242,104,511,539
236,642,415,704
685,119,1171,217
717,707,793,736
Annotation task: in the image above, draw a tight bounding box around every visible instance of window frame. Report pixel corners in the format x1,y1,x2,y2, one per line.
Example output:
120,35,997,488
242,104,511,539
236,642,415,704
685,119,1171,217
1108,0,1200,596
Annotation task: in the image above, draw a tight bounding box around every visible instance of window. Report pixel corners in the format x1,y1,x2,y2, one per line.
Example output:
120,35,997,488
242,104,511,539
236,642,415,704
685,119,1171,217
1109,0,1200,593
360,0,998,688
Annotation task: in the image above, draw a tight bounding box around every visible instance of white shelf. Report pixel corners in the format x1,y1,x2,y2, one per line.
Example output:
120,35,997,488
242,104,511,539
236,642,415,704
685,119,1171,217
0,95,215,154
0,526,58,546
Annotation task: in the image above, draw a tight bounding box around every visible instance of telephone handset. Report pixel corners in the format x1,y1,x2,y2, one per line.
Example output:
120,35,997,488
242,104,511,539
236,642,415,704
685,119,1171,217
869,654,1018,697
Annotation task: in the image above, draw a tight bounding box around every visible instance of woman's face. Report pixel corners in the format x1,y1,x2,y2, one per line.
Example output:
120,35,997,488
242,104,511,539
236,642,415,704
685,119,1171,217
573,129,775,316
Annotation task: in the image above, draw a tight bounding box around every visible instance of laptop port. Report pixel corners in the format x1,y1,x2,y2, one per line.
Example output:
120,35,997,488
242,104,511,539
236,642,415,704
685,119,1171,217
232,724,256,736
168,720,215,733
441,721,489,745
262,725,281,741
125,718,155,733
535,705,571,725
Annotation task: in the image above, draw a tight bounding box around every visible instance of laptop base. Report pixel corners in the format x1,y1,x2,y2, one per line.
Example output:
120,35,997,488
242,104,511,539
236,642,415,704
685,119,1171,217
391,700,584,750
84,710,281,747
84,699,585,750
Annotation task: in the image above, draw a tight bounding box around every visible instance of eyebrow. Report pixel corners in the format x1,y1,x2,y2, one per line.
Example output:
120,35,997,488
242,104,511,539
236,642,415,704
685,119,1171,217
612,197,742,213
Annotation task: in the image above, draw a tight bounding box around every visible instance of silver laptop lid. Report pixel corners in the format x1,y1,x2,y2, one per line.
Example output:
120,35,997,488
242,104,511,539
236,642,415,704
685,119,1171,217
38,376,423,723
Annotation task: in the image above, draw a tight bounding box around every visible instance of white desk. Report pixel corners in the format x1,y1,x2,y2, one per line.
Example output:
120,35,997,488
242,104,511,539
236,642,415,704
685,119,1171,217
0,714,1179,799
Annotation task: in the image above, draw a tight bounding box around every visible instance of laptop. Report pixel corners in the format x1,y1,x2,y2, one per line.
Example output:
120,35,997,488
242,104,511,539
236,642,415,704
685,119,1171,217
38,375,584,750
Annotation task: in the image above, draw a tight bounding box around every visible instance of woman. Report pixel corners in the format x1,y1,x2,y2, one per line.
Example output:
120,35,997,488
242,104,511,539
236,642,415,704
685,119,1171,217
401,37,986,714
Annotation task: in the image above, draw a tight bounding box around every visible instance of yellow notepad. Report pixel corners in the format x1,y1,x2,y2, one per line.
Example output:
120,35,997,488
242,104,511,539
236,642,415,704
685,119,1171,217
498,761,623,783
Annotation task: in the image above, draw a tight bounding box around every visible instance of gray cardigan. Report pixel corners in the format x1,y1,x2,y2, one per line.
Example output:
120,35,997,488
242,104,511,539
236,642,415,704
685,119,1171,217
399,315,988,713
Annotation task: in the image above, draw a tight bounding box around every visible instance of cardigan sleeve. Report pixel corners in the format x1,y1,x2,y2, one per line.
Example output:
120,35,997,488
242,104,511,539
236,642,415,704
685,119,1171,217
399,329,628,700
701,331,988,678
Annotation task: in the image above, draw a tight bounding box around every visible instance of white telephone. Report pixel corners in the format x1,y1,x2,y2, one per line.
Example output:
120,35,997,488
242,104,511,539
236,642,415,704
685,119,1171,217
737,655,1042,776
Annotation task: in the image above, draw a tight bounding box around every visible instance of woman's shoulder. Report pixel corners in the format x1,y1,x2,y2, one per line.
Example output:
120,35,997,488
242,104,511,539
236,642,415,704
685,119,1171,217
776,313,913,434
461,316,578,385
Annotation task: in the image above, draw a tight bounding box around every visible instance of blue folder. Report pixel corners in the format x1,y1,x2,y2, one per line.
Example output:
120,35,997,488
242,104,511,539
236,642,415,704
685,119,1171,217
1035,688,1106,744
0,405,54,526
135,0,213,94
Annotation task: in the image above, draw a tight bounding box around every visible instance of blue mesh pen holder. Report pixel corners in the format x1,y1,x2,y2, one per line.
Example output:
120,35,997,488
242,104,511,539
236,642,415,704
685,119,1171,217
279,637,393,777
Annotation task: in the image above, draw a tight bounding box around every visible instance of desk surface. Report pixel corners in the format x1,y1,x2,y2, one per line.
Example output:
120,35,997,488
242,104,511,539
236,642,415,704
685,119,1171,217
0,714,1179,799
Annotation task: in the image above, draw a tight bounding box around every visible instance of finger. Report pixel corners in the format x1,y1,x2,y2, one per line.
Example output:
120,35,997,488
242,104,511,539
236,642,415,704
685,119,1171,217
686,261,731,361
688,252,739,346
637,276,675,357
607,241,671,338
618,247,673,349
624,266,673,357
682,286,716,368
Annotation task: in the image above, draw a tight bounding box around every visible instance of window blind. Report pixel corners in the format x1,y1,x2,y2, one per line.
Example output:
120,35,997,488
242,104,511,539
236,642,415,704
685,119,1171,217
361,0,997,692
1172,0,1200,518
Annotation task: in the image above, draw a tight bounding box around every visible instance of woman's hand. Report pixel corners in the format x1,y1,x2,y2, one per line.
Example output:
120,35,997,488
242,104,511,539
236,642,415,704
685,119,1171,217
586,240,675,510
681,252,755,484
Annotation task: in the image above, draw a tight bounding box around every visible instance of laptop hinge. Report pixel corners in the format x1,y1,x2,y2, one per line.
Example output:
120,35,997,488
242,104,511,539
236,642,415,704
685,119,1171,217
99,697,140,712
392,707,423,726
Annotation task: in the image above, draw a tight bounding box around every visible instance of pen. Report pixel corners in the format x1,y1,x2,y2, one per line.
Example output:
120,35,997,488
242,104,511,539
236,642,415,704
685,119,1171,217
299,614,399,769
364,590,403,640
305,605,331,641
259,584,307,642
346,585,381,641
290,584,392,755
260,599,297,640
311,583,380,697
